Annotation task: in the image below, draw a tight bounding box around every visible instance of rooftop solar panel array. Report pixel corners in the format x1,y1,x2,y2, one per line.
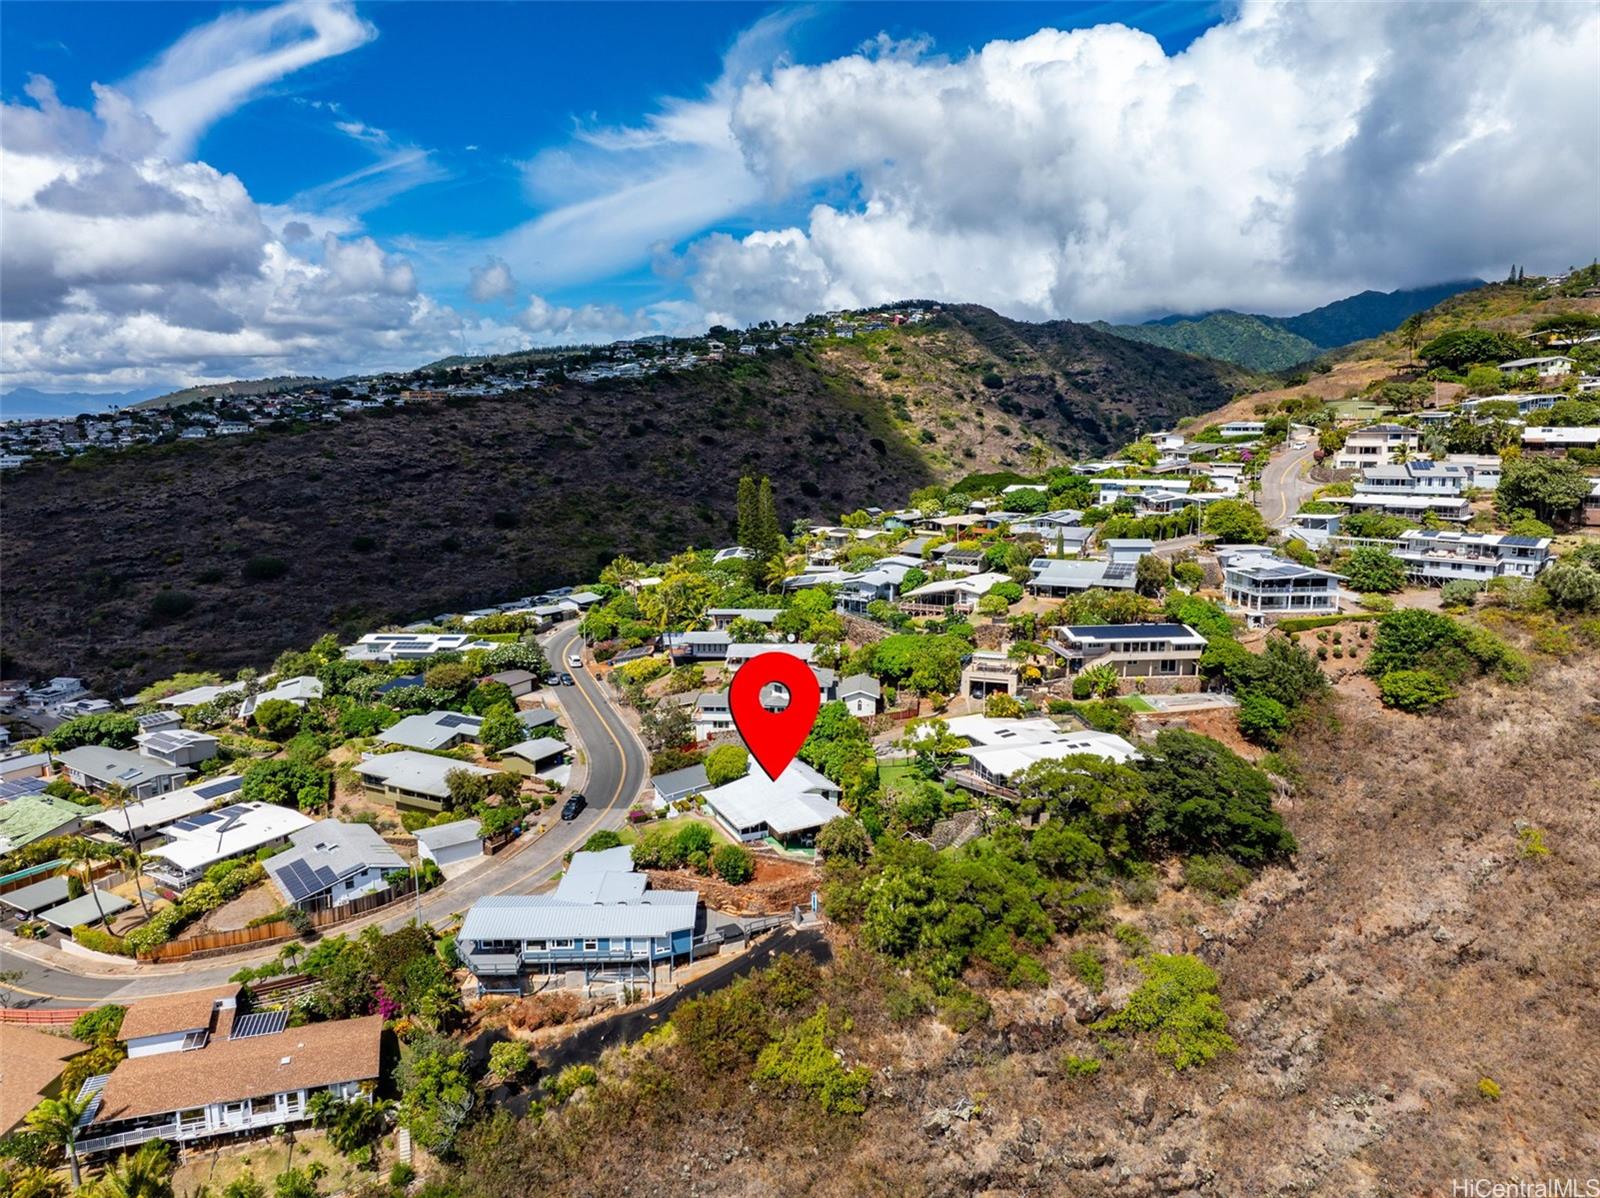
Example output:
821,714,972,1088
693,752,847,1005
230,1009,289,1039
194,777,244,800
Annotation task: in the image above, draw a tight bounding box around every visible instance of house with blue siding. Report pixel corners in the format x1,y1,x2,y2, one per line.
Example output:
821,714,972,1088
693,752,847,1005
456,846,699,996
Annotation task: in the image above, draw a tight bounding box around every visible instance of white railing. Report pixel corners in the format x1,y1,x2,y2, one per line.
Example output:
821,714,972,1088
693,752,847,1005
81,1107,297,1155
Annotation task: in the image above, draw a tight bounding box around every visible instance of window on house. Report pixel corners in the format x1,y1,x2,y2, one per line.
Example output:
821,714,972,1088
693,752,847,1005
583,939,598,951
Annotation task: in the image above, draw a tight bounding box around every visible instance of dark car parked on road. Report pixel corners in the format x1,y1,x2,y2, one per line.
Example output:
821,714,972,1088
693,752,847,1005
560,793,587,821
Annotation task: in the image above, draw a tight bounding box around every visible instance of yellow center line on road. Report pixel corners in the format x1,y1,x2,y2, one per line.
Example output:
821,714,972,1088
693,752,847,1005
482,632,637,900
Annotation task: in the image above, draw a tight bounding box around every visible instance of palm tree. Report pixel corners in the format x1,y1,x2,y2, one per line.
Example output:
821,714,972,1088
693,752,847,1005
65,851,108,929
24,1093,92,1188
762,556,790,594
93,1142,174,1198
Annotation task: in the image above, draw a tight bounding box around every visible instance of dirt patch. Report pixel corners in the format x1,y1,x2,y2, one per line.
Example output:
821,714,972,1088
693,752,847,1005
190,880,283,934
645,853,817,916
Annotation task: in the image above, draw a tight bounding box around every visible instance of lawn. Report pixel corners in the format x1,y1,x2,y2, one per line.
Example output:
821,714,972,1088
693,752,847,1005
1117,695,1155,712
878,761,946,802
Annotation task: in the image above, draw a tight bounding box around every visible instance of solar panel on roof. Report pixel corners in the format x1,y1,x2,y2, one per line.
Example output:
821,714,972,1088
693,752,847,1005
194,777,242,800
1103,562,1135,579
230,1009,289,1039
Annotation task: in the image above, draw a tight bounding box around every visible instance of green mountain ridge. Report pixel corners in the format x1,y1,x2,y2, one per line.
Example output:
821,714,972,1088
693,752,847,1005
1096,280,1486,371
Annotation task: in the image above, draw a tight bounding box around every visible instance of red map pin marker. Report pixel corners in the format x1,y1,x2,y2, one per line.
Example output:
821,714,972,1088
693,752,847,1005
728,651,822,781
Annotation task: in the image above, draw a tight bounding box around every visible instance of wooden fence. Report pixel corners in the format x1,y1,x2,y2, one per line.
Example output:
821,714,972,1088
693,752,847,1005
138,877,419,963
0,1006,89,1025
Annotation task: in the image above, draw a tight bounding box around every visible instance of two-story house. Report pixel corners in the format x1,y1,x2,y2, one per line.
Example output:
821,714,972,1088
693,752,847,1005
1331,424,1424,470
1220,551,1344,618
456,846,699,995
1392,529,1552,584
1049,623,1208,679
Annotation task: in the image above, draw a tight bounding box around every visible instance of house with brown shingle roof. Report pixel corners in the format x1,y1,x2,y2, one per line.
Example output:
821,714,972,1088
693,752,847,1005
0,1025,86,1135
77,1013,384,1157
118,984,241,1056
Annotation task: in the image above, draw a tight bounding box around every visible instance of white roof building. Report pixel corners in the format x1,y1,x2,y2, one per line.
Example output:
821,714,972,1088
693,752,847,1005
145,802,315,886
699,760,844,846
86,775,244,842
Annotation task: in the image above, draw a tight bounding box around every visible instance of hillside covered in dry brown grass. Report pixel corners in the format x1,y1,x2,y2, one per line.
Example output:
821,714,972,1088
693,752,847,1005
445,646,1599,1198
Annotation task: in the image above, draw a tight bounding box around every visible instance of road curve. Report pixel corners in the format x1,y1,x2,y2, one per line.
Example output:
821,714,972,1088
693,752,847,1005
1259,435,1319,529
0,623,649,1008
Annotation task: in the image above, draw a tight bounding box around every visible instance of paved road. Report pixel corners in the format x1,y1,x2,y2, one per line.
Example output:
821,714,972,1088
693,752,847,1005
1259,436,1319,529
0,624,650,1008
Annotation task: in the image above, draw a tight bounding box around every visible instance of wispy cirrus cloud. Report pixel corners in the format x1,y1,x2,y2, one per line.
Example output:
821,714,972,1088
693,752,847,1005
123,0,375,157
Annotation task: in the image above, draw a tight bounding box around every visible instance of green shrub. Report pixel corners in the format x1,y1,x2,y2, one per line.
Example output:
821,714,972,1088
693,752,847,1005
1376,668,1456,712
580,829,623,853
72,925,131,956
1440,579,1483,608
1067,948,1104,992
1060,1053,1102,1079
753,1006,871,1115
242,556,289,581
1235,692,1289,747
1182,853,1252,898
71,1004,126,1044
1092,953,1235,1070
711,843,755,885
1112,923,1151,957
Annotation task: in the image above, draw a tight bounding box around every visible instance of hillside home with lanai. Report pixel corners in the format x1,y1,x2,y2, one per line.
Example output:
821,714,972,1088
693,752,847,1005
1049,623,1208,679
1331,424,1424,470
74,986,382,1157
1220,550,1344,618
900,572,1011,616
1392,529,1552,584
1338,492,1472,521
144,802,315,887
456,846,699,995
1026,557,1138,597
1218,420,1266,437
1354,460,1470,496
960,651,1021,699
86,775,244,846
1497,355,1572,378
1519,426,1600,456
923,715,1142,797
54,746,192,798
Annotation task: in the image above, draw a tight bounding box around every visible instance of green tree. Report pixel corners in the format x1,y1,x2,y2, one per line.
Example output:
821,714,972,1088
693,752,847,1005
1343,547,1406,593
488,1039,531,1083
90,1141,174,1198
397,1033,475,1153
240,759,329,813
40,713,140,753
815,817,872,863
478,704,525,754
443,768,490,811
711,843,755,884
1539,560,1600,611
1201,500,1269,544
1376,668,1455,712
1235,692,1289,747
704,744,750,787
481,641,548,676
251,699,302,740
1418,328,1529,372
639,702,694,750
1138,729,1295,865
1497,457,1592,524
1134,553,1171,597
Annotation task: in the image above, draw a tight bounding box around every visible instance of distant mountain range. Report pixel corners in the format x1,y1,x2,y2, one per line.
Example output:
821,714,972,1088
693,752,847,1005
1094,279,1486,371
0,386,169,421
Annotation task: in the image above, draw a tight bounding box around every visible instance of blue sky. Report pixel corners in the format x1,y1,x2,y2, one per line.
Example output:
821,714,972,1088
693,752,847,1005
2,1,1594,394
1,2,1222,318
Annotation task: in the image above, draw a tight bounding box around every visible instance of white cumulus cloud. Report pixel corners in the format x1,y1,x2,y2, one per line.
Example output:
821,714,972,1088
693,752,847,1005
676,1,1600,326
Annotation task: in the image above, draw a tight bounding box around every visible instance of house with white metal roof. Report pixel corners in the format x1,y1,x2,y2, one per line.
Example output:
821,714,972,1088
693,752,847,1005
1026,558,1138,597
342,632,492,662
87,775,244,844
145,802,315,887
456,846,700,994
699,760,844,848
155,683,239,710
900,572,1011,615
239,676,324,719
